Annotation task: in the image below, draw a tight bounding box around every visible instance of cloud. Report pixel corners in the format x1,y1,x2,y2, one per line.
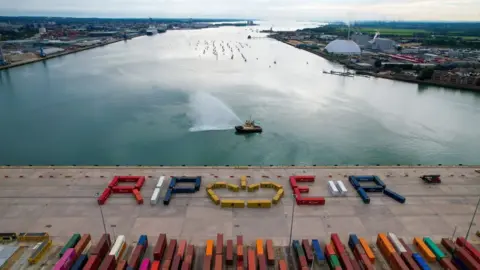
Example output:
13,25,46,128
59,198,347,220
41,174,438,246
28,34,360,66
1,0,479,21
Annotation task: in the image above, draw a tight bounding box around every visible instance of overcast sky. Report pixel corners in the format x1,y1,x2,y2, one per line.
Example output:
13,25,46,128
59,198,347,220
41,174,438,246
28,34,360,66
1,0,479,21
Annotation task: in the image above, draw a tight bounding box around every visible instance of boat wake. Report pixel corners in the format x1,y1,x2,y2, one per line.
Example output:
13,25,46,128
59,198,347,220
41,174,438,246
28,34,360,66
188,92,242,132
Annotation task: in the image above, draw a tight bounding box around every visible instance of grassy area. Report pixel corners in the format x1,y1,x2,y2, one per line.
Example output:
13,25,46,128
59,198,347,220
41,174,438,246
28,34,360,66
358,27,428,36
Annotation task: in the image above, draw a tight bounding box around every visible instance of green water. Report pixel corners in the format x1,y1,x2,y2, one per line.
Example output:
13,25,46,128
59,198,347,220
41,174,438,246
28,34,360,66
1,25,480,166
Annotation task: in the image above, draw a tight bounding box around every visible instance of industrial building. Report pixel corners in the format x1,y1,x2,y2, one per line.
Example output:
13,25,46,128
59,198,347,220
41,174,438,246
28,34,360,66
324,39,361,55
369,38,397,52
351,33,371,48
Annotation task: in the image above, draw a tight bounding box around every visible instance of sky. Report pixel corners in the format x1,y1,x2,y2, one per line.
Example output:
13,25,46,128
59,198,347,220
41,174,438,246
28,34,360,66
1,0,480,21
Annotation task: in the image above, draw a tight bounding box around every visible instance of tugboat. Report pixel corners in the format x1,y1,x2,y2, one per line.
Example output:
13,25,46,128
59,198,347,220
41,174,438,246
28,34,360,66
235,119,262,134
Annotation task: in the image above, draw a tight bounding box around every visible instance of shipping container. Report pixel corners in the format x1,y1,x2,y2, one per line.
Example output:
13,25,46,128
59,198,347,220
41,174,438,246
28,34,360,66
258,254,267,270
151,260,161,270
109,235,127,260
439,257,458,270
311,239,325,263
302,239,314,263
75,234,92,255
226,240,234,265
328,254,341,268
456,237,480,264
214,255,223,270
203,255,212,270
162,259,172,270
423,237,445,260
413,237,436,263
165,239,178,262
128,244,144,269
388,252,408,270
412,253,431,270
139,258,150,270
383,188,406,204
350,257,361,270
399,238,413,254
99,255,117,270
206,239,214,256
151,188,161,205
336,180,348,195
377,233,395,258
298,255,308,268
116,260,127,270
373,175,386,187
59,234,81,258
338,252,354,270
92,234,112,260
216,234,224,255
293,240,305,257
452,256,468,270
84,255,102,270
28,239,52,265
441,238,456,253
164,189,172,205
266,239,275,265
325,243,336,257
401,252,420,270
18,232,50,242
328,181,340,196
356,188,370,204
177,240,187,259
278,259,287,270
154,234,168,261
348,234,360,251
248,248,256,270
388,233,407,254
54,248,77,270
331,233,345,254
157,176,165,187
71,254,89,270
256,239,264,255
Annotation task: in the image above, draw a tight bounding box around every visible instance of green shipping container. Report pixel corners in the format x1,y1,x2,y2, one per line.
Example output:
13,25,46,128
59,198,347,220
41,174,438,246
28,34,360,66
328,254,341,268
59,233,81,258
423,237,445,260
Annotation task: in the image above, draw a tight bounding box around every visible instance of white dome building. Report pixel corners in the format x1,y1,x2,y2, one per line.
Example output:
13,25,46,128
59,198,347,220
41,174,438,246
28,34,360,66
325,39,361,55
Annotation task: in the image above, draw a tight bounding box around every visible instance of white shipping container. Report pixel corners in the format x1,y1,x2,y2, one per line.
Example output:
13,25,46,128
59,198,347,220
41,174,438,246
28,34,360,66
82,241,92,255
328,181,340,196
150,188,161,205
156,176,165,188
109,235,126,259
336,180,348,195
387,232,406,253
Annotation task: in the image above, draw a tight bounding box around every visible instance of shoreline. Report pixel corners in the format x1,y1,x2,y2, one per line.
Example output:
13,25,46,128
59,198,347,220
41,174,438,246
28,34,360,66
0,37,132,71
273,36,480,92
0,165,478,169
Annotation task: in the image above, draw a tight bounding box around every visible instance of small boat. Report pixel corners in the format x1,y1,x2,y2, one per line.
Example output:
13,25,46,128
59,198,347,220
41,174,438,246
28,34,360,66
235,119,262,134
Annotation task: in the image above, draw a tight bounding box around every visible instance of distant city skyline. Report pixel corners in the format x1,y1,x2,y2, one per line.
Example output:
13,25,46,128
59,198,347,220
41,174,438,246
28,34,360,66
1,0,480,22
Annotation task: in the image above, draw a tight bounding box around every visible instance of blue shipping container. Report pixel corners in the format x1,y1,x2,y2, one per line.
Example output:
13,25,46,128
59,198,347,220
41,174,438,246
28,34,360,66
195,177,201,191
71,254,88,270
354,175,375,181
348,176,360,189
452,256,468,270
357,187,370,204
362,186,384,192
172,187,196,194
348,234,360,251
373,176,386,188
163,189,172,205
311,240,325,262
176,177,197,183
383,188,406,204
168,179,177,189
412,253,431,270
138,235,148,247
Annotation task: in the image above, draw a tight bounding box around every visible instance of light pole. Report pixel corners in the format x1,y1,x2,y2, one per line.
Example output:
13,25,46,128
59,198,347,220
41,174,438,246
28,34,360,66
465,196,480,241
111,224,117,240
95,192,108,235
287,194,296,270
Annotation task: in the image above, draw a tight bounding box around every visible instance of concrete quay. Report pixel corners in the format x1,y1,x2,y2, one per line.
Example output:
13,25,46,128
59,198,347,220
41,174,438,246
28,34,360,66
0,166,479,248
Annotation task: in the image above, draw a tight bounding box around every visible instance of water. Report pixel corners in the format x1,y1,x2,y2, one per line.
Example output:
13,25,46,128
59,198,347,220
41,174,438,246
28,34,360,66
1,22,480,166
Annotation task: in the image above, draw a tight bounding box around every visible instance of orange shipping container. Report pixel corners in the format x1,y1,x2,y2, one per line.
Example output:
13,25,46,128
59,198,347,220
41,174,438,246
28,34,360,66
74,234,92,255
377,233,395,257
359,238,375,263
413,237,436,262
206,240,214,256
151,260,161,270
256,239,264,255
278,260,287,270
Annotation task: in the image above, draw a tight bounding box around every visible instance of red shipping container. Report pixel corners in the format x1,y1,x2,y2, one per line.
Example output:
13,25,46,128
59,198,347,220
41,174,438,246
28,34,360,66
154,234,168,261
389,253,408,270
162,260,171,270
184,255,193,267
454,247,480,270
456,237,480,264
132,189,143,204
171,255,182,270
278,259,287,270
237,235,244,261
400,252,420,270
165,239,178,261
84,255,101,270
214,255,222,270
298,255,308,268
441,238,456,253
398,238,413,254
203,255,212,270
112,185,135,193
99,255,117,270
359,253,374,270
151,260,161,270
325,244,336,257
216,234,223,255
237,235,243,245
301,239,314,263
128,244,143,269
266,240,274,266
439,258,458,270
350,257,361,270
258,254,267,270
237,259,244,270
98,188,112,205
338,252,353,270
186,244,195,256
116,260,127,270
248,249,256,270
181,262,190,270
177,240,187,259
92,234,112,259
74,234,92,255
226,240,234,265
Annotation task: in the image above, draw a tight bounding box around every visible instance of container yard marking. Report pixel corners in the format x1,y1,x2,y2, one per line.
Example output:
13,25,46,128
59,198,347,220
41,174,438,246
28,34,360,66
348,175,406,204
97,176,146,205
289,175,326,205
206,176,284,208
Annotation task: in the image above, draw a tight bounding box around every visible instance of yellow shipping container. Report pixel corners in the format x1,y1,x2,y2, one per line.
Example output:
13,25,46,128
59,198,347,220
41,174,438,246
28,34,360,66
240,175,247,190
247,183,260,192
213,182,227,188
220,200,245,208
260,182,274,188
246,200,272,208
271,183,283,191
272,189,284,204
227,184,240,192
413,237,436,262
206,183,214,190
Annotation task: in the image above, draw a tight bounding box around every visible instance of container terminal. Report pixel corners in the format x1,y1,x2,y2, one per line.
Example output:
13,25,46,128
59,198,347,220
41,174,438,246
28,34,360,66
0,165,479,269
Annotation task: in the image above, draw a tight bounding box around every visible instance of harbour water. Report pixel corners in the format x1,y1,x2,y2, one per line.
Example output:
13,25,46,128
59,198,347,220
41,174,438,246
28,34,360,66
1,22,480,166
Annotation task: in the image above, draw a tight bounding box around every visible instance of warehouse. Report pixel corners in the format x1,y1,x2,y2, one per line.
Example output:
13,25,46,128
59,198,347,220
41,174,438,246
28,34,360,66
324,39,361,55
